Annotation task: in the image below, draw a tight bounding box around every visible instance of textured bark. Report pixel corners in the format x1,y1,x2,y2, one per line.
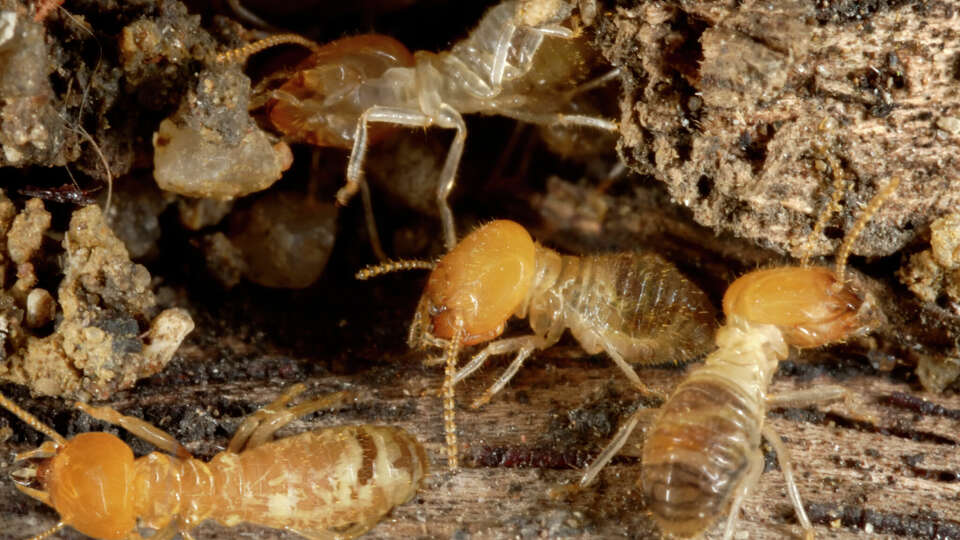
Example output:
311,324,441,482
2,342,959,540
599,0,960,258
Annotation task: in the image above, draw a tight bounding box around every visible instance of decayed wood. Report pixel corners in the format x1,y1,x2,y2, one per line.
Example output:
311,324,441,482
2,342,958,540
600,0,960,258
1,170,959,539
1,177,958,540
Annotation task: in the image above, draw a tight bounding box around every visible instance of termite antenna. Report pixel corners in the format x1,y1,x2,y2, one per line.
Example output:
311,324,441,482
441,323,464,471
54,7,113,217
27,521,66,540
356,260,436,280
834,176,901,284
216,33,322,65
801,149,847,266
227,0,282,33
0,392,67,446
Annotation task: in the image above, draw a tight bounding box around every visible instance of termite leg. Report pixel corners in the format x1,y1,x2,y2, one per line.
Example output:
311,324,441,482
534,25,576,39
562,68,621,101
244,391,353,450
338,104,465,251
340,106,432,205
499,109,618,133
720,447,763,540
760,424,815,540
578,407,655,488
229,385,300,453
359,175,387,261
452,335,541,386
450,335,544,408
603,347,666,402
765,385,847,408
469,347,536,408
229,386,353,452
75,402,192,459
433,103,467,251
767,385,876,424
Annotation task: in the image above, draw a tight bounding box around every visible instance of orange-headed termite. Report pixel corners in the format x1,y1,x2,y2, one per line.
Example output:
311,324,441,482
357,219,716,470
216,0,618,255
1,384,427,539
576,176,899,539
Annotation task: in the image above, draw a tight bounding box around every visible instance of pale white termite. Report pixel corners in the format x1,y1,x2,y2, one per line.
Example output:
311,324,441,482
577,176,899,539
1,384,427,540
217,0,618,256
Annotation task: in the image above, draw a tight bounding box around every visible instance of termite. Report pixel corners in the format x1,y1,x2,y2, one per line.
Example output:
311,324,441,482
216,0,618,256
575,176,899,539
1,383,427,539
357,219,717,470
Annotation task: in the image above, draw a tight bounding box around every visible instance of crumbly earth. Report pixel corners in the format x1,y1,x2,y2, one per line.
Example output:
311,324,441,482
0,199,193,399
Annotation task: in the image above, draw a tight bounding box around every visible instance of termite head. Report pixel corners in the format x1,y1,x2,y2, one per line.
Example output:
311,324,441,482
35,433,136,539
262,34,415,148
725,175,899,348
722,266,878,348
2,394,135,540
413,220,537,347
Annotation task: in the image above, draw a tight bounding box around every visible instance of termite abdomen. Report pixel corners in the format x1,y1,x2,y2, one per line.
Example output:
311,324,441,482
202,425,427,536
549,252,716,365
641,374,760,537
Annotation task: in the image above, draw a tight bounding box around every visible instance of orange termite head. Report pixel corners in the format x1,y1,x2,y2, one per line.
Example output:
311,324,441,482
722,266,877,348
0,392,136,540
415,220,537,346
34,432,137,539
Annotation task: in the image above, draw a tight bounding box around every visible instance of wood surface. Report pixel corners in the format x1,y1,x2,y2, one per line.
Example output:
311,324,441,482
2,340,959,540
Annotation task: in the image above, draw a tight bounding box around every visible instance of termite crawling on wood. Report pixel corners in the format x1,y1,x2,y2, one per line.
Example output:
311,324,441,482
1,384,427,539
575,176,899,539
357,219,717,470
216,0,619,256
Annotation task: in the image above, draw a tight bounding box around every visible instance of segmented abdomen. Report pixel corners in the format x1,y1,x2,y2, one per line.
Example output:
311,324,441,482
641,372,761,538
559,252,716,363
166,425,427,538
439,1,591,107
